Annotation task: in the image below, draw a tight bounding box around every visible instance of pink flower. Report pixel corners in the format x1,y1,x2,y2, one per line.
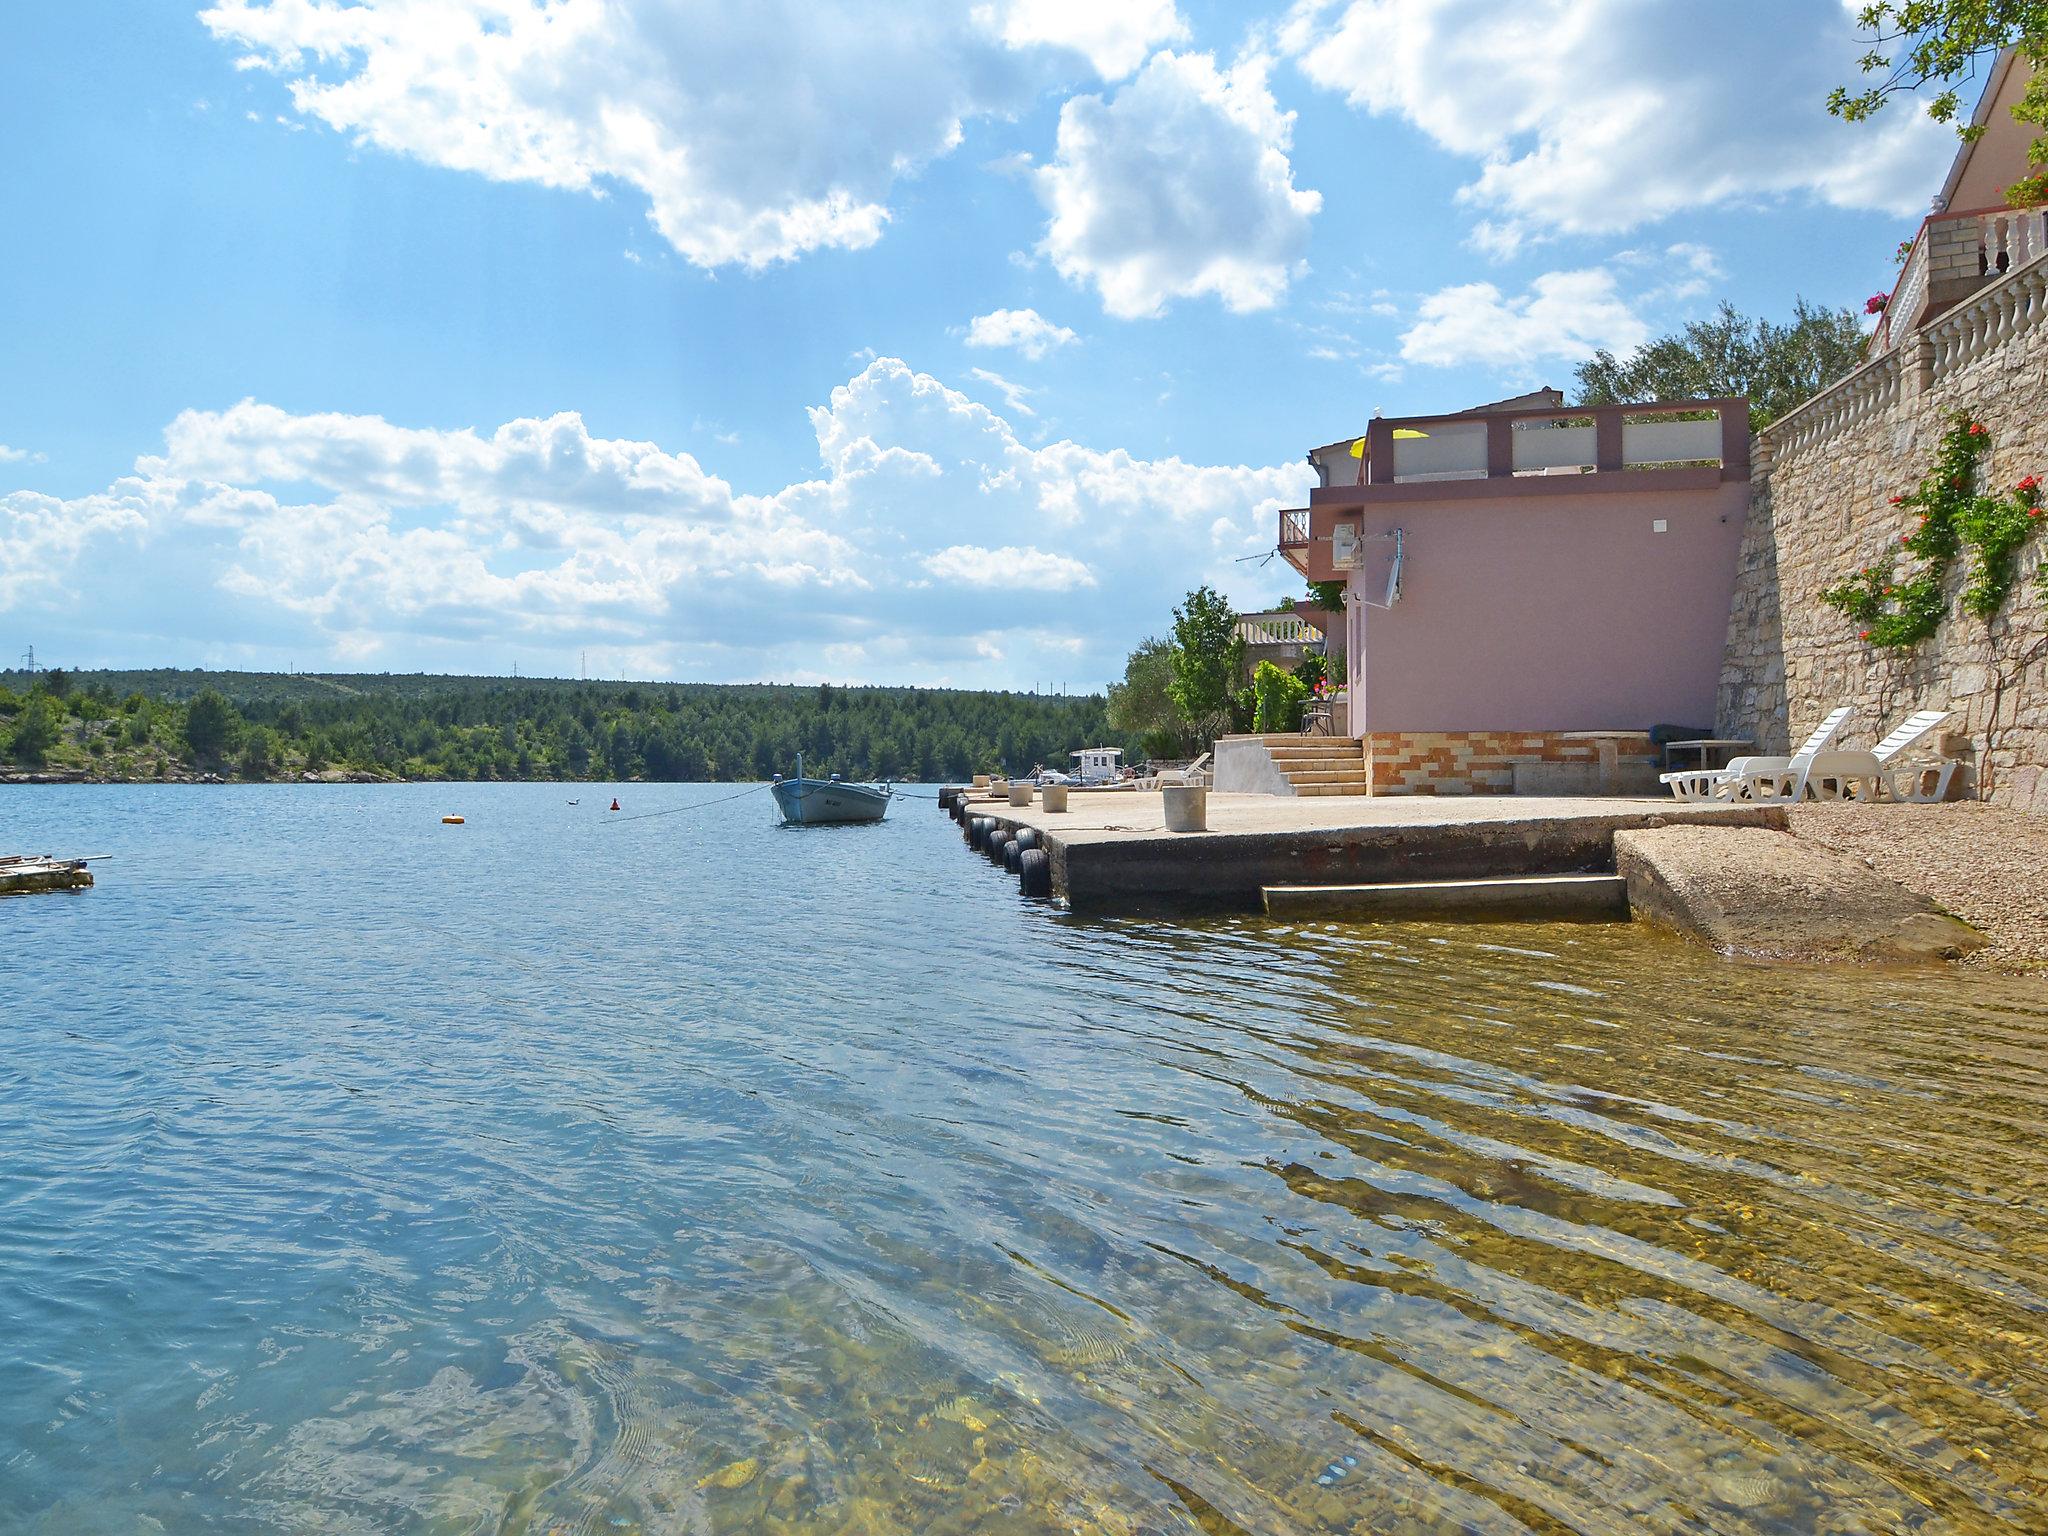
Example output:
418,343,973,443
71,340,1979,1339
1865,293,1890,315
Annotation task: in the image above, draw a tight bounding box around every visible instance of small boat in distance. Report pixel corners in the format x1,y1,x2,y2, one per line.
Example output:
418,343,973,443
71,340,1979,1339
771,753,892,825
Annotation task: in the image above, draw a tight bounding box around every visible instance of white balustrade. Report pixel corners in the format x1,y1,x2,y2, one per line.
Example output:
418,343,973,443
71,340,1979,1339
1881,232,1930,354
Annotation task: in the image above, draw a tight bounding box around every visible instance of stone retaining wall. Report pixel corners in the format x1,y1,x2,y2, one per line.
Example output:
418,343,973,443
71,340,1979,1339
1721,258,2048,813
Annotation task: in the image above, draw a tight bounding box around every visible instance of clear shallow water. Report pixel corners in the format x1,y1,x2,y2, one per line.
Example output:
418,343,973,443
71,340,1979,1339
5,784,2048,1534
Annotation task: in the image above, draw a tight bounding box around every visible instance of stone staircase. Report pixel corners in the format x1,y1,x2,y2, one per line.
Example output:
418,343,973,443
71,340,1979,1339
1263,735,1369,796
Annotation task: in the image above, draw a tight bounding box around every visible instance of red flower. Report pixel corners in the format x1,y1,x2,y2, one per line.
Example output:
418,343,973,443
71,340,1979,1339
2019,475,2039,492
2033,507,2045,519
1969,423,1987,435
1865,293,1890,315
1902,533,1913,545
1859,630,1872,640
1888,494,1904,504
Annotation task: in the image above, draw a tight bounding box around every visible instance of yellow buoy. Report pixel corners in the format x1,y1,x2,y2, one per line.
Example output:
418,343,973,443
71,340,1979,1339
442,815,465,825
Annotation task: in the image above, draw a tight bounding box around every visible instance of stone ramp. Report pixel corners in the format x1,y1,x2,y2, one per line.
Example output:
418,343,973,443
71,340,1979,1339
1616,826,1984,963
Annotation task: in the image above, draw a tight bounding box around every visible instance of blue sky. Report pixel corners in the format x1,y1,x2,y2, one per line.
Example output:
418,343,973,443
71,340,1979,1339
1,0,1958,689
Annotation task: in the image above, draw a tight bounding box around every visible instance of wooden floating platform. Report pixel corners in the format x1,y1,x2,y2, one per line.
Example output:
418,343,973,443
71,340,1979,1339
0,854,99,896
943,790,1785,916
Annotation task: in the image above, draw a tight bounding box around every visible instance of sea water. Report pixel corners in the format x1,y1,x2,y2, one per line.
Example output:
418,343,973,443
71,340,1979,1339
4,783,2048,1533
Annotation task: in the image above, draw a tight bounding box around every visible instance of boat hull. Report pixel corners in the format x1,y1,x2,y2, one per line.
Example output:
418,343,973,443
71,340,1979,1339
771,779,891,825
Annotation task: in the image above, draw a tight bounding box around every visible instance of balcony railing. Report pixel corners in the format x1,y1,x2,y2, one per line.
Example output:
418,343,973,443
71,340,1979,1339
1279,509,1309,547
1237,617,1318,649
1324,398,1745,491
1873,203,2048,355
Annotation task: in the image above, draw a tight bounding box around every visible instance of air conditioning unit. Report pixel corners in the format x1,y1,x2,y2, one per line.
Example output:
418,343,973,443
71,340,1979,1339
1330,522,1361,570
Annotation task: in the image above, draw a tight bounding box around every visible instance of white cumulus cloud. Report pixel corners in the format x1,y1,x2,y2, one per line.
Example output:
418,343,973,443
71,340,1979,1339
198,0,1182,271
0,444,45,465
924,544,1096,589
1282,0,1953,248
1399,268,1649,369
983,0,1186,80
1036,51,1321,318
964,307,1079,359
2,360,1309,686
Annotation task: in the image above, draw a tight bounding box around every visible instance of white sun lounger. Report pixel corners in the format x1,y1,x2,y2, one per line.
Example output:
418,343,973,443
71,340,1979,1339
1141,750,1212,790
1660,706,1853,801
1795,709,1957,803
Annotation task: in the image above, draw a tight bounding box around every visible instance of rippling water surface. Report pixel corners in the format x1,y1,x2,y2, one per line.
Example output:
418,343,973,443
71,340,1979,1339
6,783,2048,1533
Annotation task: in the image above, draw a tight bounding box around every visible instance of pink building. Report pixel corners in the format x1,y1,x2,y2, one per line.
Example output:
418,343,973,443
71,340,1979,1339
1868,51,2047,359
1269,393,1751,793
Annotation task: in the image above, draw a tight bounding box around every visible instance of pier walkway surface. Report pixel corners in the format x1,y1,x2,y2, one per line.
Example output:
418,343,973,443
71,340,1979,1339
954,790,1783,914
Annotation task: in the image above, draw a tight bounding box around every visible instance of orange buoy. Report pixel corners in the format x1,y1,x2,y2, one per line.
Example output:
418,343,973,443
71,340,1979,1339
609,798,621,811
442,815,465,825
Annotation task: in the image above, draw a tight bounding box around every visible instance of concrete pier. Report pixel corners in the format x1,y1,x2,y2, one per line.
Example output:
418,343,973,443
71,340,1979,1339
949,790,1785,914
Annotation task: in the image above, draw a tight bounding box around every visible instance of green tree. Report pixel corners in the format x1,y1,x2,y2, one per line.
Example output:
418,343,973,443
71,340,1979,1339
1574,300,1866,431
7,695,62,764
1166,585,1244,743
183,689,239,763
239,725,278,777
1832,2,2048,192
1106,638,1192,759
1251,660,1309,733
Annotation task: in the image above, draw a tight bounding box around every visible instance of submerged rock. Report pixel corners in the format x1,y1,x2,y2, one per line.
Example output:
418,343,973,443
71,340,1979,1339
1615,826,1985,964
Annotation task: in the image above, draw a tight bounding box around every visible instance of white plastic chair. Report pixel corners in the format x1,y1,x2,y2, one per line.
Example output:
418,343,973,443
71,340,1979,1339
1873,709,1958,802
1661,706,1853,801
1792,749,1884,801
1148,750,1212,789
1787,709,1956,802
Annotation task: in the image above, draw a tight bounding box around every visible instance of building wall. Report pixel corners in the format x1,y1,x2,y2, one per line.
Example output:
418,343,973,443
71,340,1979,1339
1948,57,2037,210
1349,481,1750,732
1720,260,2048,813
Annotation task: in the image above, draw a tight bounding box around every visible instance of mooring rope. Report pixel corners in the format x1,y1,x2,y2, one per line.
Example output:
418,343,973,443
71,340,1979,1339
600,782,774,824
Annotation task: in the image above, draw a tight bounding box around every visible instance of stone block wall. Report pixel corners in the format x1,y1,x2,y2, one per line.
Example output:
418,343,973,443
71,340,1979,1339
1720,259,2048,813
1367,731,1658,795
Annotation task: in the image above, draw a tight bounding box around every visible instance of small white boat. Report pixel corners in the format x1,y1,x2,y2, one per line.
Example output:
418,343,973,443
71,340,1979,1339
1070,746,1126,786
771,754,892,825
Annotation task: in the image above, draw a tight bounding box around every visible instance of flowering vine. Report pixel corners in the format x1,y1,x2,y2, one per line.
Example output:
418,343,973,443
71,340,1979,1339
1820,412,2045,649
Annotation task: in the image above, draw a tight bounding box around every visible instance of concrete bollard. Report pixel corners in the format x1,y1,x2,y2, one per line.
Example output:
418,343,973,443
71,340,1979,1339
1007,781,1034,807
1162,784,1208,833
1041,784,1069,813
972,773,991,789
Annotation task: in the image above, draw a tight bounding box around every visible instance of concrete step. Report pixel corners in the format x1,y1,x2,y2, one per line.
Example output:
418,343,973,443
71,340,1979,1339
1269,752,1365,768
1285,770,1370,786
1263,873,1629,921
1293,783,1370,797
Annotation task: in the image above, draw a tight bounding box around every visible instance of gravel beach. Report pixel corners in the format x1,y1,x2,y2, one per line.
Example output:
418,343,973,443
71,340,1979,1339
1790,802,2048,972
